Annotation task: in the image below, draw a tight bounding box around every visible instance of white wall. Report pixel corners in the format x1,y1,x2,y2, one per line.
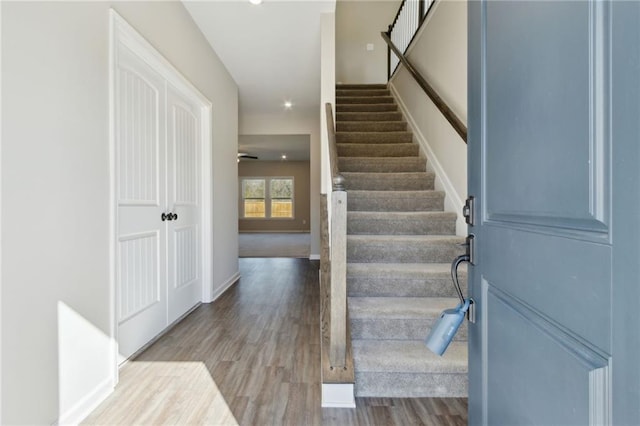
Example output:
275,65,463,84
336,0,401,84
389,0,467,234
1,2,238,424
321,12,336,195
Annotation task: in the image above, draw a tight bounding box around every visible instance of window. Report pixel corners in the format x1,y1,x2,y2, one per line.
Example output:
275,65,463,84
270,178,293,218
241,177,294,219
242,179,266,218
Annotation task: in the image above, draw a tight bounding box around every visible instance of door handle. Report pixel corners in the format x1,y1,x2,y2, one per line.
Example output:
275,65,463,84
162,212,178,221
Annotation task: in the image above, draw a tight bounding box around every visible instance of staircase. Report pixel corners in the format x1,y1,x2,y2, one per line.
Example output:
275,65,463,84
335,84,468,398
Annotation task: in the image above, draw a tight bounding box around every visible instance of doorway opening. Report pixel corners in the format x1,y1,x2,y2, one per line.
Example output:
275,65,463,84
237,134,311,258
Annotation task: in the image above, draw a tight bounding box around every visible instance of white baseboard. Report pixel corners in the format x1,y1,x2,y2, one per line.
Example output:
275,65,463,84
239,230,310,234
208,271,240,303
309,254,320,260
322,383,356,408
389,83,466,236
55,376,114,426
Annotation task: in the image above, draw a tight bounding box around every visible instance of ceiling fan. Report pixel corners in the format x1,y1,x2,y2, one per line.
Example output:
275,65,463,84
237,152,258,160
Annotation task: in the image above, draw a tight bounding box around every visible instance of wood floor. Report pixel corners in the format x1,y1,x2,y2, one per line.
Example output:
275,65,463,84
83,258,467,425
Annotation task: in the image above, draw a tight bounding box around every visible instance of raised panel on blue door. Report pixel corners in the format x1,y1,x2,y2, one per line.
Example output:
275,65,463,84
487,286,609,426
483,225,611,352
484,1,609,234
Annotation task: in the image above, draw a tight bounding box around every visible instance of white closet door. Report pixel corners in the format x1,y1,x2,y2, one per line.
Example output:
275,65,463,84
166,84,202,324
115,45,168,361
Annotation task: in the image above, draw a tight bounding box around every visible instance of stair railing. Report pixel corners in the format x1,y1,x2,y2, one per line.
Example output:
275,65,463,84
387,0,433,78
382,13,467,142
324,102,348,369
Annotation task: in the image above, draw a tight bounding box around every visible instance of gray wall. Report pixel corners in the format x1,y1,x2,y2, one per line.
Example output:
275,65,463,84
1,2,238,424
336,0,401,84
239,161,311,232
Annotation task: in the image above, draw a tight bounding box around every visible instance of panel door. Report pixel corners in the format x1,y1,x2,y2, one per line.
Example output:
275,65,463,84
468,1,640,424
166,85,202,325
115,44,167,361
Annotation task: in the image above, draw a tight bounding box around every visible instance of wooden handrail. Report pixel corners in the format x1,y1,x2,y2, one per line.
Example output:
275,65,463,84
381,31,467,143
325,103,341,183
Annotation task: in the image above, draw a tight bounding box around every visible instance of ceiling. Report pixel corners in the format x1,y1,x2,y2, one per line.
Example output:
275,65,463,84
184,0,335,118
238,134,310,161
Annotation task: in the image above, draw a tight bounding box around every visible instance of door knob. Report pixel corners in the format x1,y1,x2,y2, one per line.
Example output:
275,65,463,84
162,212,178,221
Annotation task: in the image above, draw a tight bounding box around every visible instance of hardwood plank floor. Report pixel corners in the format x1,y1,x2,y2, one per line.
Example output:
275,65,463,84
83,258,467,425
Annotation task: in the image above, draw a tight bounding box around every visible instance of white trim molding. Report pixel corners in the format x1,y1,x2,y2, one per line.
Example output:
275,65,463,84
55,377,114,426
208,271,241,303
309,254,321,261
322,383,356,408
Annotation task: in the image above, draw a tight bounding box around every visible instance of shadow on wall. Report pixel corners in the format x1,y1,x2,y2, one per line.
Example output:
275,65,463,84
56,301,114,424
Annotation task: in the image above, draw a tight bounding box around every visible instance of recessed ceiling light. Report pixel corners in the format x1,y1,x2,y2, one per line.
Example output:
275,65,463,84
249,0,262,5
281,154,287,160
283,101,293,110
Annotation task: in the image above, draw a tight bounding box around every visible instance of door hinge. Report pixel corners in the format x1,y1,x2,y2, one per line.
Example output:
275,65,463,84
463,196,475,226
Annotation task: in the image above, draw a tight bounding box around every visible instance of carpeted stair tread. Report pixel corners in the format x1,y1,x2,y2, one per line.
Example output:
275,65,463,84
337,96,395,104
343,172,434,191
348,262,464,276
336,84,388,90
337,111,403,121
350,297,461,319
338,143,420,158
349,297,467,341
339,157,426,173
337,121,407,132
347,190,445,212
354,371,468,398
337,89,391,97
336,131,413,144
347,211,456,235
347,263,467,298
347,234,464,243
337,104,398,113
347,235,465,263
353,340,467,374
353,340,468,398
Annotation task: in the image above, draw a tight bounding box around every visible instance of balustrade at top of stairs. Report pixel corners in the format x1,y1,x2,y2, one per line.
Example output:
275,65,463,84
335,83,468,398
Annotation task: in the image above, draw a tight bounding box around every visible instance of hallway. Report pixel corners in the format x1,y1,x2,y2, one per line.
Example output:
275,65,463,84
83,258,467,425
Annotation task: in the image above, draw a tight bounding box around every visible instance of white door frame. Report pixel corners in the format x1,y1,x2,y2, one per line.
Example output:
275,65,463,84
108,10,213,383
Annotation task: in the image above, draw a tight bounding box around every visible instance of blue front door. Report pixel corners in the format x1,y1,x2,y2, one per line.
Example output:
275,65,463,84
467,1,640,424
